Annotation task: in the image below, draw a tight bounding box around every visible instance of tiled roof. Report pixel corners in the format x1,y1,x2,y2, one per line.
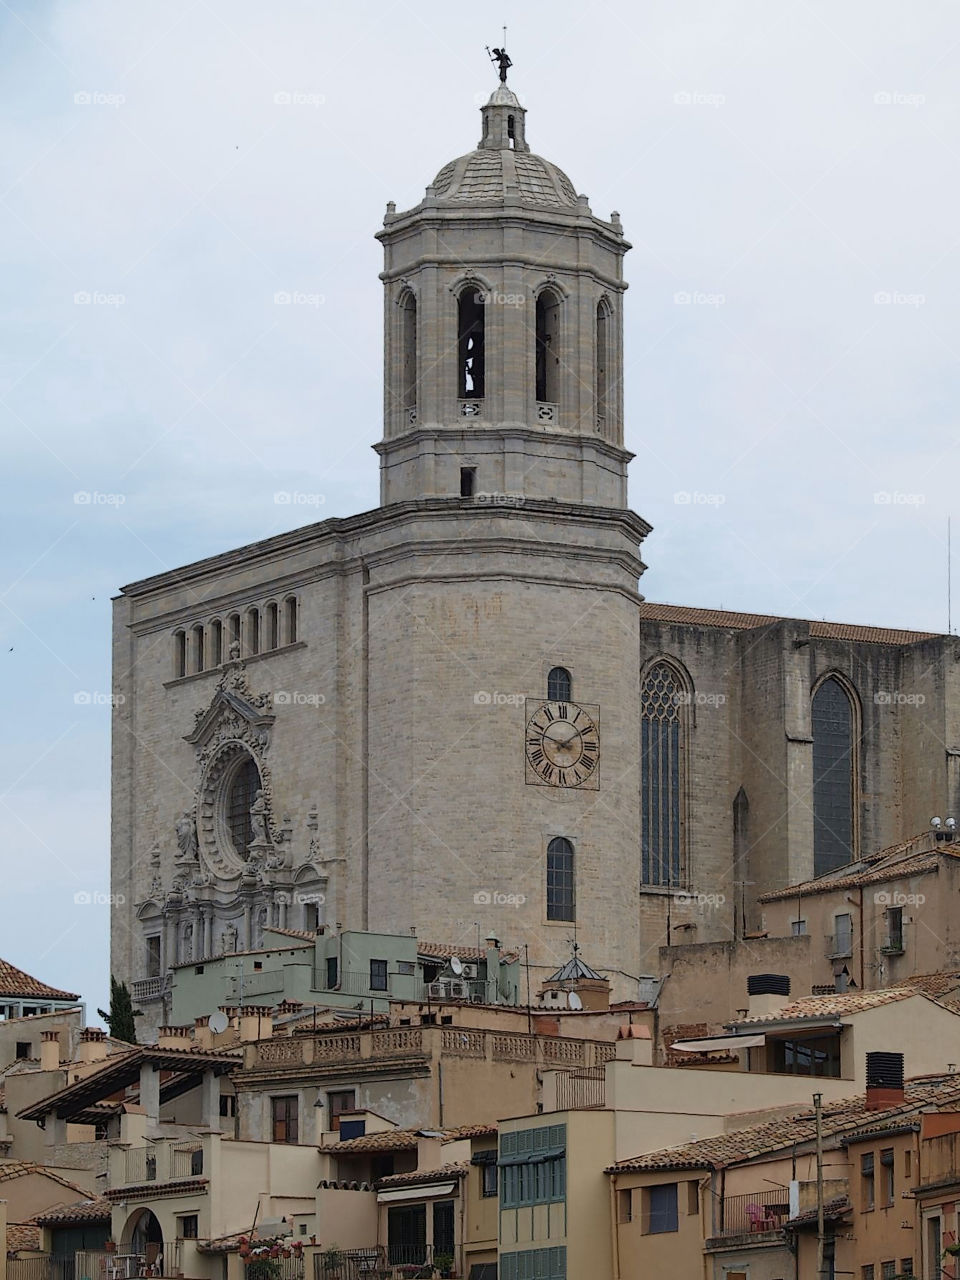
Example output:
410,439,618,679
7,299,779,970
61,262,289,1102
417,943,488,962
445,1123,497,1139
785,1195,851,1228
0,1163,92,1196
732,986,922,1026
759,833,954,902
263,927,317,942
638,601,940,646
32,1196,111,1226
893,972,960,997
0,959,79,1001
376,1162,469,1188
5,1224,41,1253
610,1077,960,1172
325,1128,428,1153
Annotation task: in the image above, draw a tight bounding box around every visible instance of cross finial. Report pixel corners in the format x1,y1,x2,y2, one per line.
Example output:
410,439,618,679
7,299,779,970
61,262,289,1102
487,34,511,83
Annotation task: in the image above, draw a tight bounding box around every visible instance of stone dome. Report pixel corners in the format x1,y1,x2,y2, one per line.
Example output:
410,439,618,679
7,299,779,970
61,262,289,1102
430,150,578,208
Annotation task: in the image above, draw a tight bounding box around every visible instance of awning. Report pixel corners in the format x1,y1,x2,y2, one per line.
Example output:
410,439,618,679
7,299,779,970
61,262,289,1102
377,1182,457,1203
670,1033,766,1053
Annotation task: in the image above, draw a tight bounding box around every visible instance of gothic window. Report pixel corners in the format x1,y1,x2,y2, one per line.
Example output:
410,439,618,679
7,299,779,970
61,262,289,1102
547,667,572,701
174,630,186,679
192,624,205,673
641,662,687,887
399,289,417,409
228,613,241,654
285,596,298,645
596,298,611,431
210,619,223,667
812,676,857,875
535,288,561,404
458,289,485,399
246,607,260,656
226,756,260,858
266,602,279,650
547,836,575,921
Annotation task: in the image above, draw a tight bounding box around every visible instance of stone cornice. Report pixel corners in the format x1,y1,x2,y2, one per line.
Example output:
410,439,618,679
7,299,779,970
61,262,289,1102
373,424,635,465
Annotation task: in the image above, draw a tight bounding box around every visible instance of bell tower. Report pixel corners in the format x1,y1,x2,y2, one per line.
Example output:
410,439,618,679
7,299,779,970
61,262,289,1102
375,68,633,509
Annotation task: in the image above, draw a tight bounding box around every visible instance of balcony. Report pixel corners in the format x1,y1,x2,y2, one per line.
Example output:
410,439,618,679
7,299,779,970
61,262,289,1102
314,1244,460,1279
116,1138,204,1188
712,1190,790,1239
131,974,171,1003
824,933,853,959
554,1066,605,1110
880,934,905,955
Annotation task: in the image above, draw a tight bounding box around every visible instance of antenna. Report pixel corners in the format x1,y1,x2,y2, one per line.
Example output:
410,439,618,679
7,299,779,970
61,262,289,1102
568,991,583,1011
450,956,463,976
209,1010,229,1035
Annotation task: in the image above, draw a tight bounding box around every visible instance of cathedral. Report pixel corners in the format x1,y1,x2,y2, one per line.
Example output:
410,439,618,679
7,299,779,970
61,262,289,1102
111,66,960,1029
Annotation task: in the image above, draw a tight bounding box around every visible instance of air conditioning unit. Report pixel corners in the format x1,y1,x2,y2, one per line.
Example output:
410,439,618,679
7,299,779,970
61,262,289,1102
427,982,446,999
460,964,478,979
427,980,467,1000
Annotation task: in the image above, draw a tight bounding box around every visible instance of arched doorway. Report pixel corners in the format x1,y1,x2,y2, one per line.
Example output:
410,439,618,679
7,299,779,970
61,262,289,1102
123,1209,163,1275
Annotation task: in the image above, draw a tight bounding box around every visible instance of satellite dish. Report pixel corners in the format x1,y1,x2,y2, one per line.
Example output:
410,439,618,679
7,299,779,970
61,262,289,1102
567,992,583,1011
450,956,463,976
209,1010,229,1034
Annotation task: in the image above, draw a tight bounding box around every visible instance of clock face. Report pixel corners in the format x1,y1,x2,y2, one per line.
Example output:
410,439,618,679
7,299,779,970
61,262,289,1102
525,699,600,789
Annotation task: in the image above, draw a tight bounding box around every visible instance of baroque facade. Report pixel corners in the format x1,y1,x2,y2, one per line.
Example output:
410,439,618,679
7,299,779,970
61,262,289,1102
111,71,960,1030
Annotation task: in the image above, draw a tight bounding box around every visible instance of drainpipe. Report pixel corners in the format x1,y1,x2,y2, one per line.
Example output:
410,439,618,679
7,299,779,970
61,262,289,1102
608,1174,621,1280
858,884,865,989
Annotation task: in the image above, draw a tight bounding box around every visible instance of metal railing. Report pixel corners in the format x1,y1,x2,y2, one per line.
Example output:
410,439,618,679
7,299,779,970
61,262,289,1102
124,1146,157,1183
312,1245,458,1278
717,1191,790,1236
824,932,853,958
555,1067,606,1110
170,1141,203,1178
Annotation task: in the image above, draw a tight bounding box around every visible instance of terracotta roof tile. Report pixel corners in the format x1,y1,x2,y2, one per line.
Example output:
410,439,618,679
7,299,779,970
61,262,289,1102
376,1162,469,1188
445,1123,497,1139
610,1077,960,1172
639,601,940,646
759,833,955,902
785,1195,851,1228
733,987,924,1025
32,1197,111,1226
0,1164,92,1196
5,1224,41,1253
324,1128,425,1153
0,959,79,1001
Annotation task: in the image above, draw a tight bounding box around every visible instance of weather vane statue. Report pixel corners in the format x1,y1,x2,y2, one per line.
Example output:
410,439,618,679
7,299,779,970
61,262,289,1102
486,30,511,83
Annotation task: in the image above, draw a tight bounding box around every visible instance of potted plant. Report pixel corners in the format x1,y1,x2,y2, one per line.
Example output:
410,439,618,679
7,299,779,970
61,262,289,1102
104,1242,116,1255
321,1245,344,1278
433,1254,454,1279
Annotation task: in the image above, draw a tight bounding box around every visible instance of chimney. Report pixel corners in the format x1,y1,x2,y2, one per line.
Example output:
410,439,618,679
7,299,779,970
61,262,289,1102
239,1006,273,1042
193,1016,213,1050
865,1051,905,1110
77,1028,108,1063
40,1031,61,1071
156,1026,192,1050
746,974,791,1020
615,1024,654,1065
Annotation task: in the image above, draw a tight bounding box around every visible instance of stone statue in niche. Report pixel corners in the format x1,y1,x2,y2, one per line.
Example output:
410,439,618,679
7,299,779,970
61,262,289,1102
228,639,241,660
175,812,198,861
181,924,194,963
220,922,239,953
250,789,271,848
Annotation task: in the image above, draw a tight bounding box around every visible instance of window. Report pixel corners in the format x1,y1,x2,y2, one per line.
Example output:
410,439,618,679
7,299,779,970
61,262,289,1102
325,955,339,989
861,1151,875,1209
433,1200,454,1259
833,912,853,957
792,919,807,936
271,1096,298,1143
644,1183,678,1234
596,299,610,431
219,1095,237,1117
210,618,223,666
812,676,857,875
285,596,298,645
246,608,260,656
400,290,417,409
884,906,904,952
146,935,161,978
880,1148,895,1204
535,288,561,404
500,1249,566,1280
370,959,388,991
617,1188,632,1223
546,837,575,922
861,1268,875,1280
904,1149,912,1178
458,289,485,398
228,612,241,655
266,602,279,650
177,1216,198,1240
387,1204,426,1267
15,1041,30,1060
192,624,205,673
226,756,260,858
174,630,186,678
482,1163,498,1197
880,1264,896,1280
771,1033,840,1077
304,901,319,932
641,662,687,887
899,1258,913,1275
547,667,572,701
460,466,476,497
327,1089,356,1131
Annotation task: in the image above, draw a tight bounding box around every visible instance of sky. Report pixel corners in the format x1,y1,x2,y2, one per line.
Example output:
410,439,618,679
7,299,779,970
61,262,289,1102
4,0,960,1017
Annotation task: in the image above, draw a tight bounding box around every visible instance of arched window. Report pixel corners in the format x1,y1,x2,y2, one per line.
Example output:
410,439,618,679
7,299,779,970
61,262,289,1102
641,662,688,887
226,756,261,858
733,787,750,937
266,602,279,650
547,667,572,701
210,619,223,667
400,290,417,410
535,288,561,404
192,624,205,673
285,596,298,645
596,298,611,432
812,677,857,875
458,289,485,399
547,837,575,921
246,608,260,656
174,631,186,679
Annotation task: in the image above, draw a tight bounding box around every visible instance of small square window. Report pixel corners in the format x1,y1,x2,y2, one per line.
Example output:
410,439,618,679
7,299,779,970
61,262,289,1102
15,1042,31,1060
791,919,807,936
178,1215,198,1240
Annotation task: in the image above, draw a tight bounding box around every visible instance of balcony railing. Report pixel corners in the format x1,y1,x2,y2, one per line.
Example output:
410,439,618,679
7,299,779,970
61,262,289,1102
131,975,171,1003
124,1146,157,1183
313,1244,459,1278
716,1191,790,1237
170,1141,203,1179
554,1067,606,1110
824,933,853,959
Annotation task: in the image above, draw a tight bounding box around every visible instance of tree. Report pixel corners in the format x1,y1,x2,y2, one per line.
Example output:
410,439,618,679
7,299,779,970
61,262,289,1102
97,977,141,1043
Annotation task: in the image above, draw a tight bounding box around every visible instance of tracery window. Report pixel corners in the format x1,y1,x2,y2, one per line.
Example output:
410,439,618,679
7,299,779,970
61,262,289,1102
226,756,260,858
641,662,687,887
812,676,857,875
